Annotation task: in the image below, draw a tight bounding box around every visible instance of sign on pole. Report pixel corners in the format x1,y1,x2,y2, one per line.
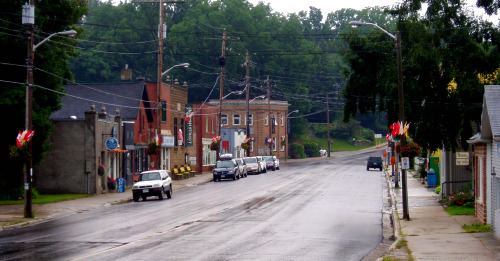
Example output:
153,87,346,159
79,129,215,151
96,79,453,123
402,157,410,169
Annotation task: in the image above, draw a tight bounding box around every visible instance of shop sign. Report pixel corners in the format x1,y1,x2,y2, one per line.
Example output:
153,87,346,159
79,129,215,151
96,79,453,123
161,135,175,147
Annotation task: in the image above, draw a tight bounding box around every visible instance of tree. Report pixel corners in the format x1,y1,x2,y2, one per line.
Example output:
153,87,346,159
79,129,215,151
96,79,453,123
0,0,86,195
342,0,500,152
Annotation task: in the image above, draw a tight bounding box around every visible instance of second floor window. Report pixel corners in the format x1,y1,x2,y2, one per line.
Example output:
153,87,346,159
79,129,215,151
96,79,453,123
221,114,228,126
161,100,167,123
233,114,241,125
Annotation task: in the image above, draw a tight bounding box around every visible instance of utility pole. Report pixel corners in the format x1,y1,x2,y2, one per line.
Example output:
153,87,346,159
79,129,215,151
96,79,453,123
245,50,250,157
156,0,164,170
397,31,409,220
267,75,271,156
23,0,35,218
326,93,331,157
217,29,226,160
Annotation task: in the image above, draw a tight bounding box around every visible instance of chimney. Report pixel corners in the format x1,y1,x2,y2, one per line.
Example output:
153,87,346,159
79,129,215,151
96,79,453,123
121,64,133,81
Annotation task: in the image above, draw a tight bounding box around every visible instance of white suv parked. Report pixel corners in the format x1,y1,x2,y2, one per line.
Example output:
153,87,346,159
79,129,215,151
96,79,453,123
132,170,172,201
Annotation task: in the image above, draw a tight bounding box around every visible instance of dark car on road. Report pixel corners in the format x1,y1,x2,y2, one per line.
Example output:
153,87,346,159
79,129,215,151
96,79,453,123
367,156,383,171
213,159,240,181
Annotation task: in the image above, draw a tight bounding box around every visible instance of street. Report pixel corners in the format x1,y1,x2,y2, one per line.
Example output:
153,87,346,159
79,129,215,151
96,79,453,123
0,150,387,260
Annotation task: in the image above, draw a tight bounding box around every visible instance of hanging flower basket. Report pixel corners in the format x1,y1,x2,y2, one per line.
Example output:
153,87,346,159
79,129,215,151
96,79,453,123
98,164,105,176
146,142,159,155
210,142,219,151
241,143,249,150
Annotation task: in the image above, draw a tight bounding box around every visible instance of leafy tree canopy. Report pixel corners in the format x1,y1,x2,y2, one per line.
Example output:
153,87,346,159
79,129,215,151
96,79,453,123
0,0,87,189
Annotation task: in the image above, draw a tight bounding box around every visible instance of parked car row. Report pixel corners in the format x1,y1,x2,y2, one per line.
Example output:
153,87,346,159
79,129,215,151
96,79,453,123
212,154,280,181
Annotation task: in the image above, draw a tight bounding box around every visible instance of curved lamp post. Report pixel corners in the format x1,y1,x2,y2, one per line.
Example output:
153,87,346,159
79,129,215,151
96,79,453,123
350,20,408,220
157,63,190,169
23,28,77,218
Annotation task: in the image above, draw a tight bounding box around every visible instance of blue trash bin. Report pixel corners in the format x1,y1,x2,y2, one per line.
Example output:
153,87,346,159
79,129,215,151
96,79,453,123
427,168,437,186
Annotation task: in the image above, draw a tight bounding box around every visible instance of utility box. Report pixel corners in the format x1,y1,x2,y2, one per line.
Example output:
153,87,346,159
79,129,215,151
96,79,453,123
427,168,437,187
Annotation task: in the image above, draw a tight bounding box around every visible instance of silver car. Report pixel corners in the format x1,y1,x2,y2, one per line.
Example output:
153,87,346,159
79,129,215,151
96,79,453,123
255,156,267,173
235,158,248,178
243,157,262,174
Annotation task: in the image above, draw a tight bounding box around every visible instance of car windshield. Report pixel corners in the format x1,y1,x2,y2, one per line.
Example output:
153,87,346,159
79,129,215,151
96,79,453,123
243,158,256,163
263,156,273,161
139,172,161,181
235,159,243,166
216,161,234,168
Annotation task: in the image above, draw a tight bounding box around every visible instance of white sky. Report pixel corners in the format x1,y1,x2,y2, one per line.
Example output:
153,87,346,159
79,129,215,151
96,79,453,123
246,0,499,22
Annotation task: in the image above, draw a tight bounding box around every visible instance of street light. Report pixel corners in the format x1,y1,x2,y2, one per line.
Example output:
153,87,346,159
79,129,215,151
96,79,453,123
285,110,299,162
157,62,190,169
350,20,408,220
23,26,77,218
222,90,243,100
161,63,189,77
250,95,265,103
245,95,266,157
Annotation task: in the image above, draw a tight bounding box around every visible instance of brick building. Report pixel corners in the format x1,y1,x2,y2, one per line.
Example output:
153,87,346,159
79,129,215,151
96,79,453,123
189,102,218,173
208,99,290,159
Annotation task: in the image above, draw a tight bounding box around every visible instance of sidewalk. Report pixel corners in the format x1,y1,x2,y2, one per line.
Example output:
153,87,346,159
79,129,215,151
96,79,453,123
384,172,500,260
0,171,215,230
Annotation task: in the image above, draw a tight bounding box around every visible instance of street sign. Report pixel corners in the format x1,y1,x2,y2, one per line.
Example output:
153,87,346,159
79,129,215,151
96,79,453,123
117,178,125,193
402,157,410,169
105,137,118,151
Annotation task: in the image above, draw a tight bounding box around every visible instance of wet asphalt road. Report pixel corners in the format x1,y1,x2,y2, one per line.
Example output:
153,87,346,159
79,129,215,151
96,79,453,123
0,150,386,260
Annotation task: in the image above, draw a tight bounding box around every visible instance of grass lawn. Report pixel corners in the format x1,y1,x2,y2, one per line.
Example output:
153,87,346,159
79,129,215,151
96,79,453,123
462,223,491,233
445,205,475,216
0,194,91,205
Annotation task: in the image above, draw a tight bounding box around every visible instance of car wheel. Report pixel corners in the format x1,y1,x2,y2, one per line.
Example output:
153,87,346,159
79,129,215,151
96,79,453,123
367,167,369,171
272,166,276,171
158,189,164,200
166,184,172,199
380,167,383,171
133,195,139,202
141,195,147,201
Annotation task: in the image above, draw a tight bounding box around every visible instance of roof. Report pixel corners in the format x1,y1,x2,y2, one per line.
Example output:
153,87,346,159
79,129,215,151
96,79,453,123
50,81,147,121
481,85,500,142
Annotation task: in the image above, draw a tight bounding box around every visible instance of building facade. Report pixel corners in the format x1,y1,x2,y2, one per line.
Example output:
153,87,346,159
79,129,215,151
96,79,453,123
208,99,290,159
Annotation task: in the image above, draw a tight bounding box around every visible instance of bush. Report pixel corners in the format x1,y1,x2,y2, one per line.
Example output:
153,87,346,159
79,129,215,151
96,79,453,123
304,141,320,157
446,191,474,206
435,186,441,194
290,142,306,159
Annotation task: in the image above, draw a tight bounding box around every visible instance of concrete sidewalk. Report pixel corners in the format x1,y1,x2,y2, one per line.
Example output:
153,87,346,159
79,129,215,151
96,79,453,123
384,172,500,260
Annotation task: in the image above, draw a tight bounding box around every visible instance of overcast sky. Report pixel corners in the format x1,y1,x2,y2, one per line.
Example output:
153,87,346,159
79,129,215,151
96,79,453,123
246,0,498,22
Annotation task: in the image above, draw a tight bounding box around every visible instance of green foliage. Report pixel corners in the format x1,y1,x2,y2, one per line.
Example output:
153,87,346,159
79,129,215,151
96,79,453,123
0,194,91,205
435,186,441,194
445,205,475,216
0,0,87,193
444,191,475,206
290,142,306,159
303,141,320,157
462,223,491,233
343,1,500,152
